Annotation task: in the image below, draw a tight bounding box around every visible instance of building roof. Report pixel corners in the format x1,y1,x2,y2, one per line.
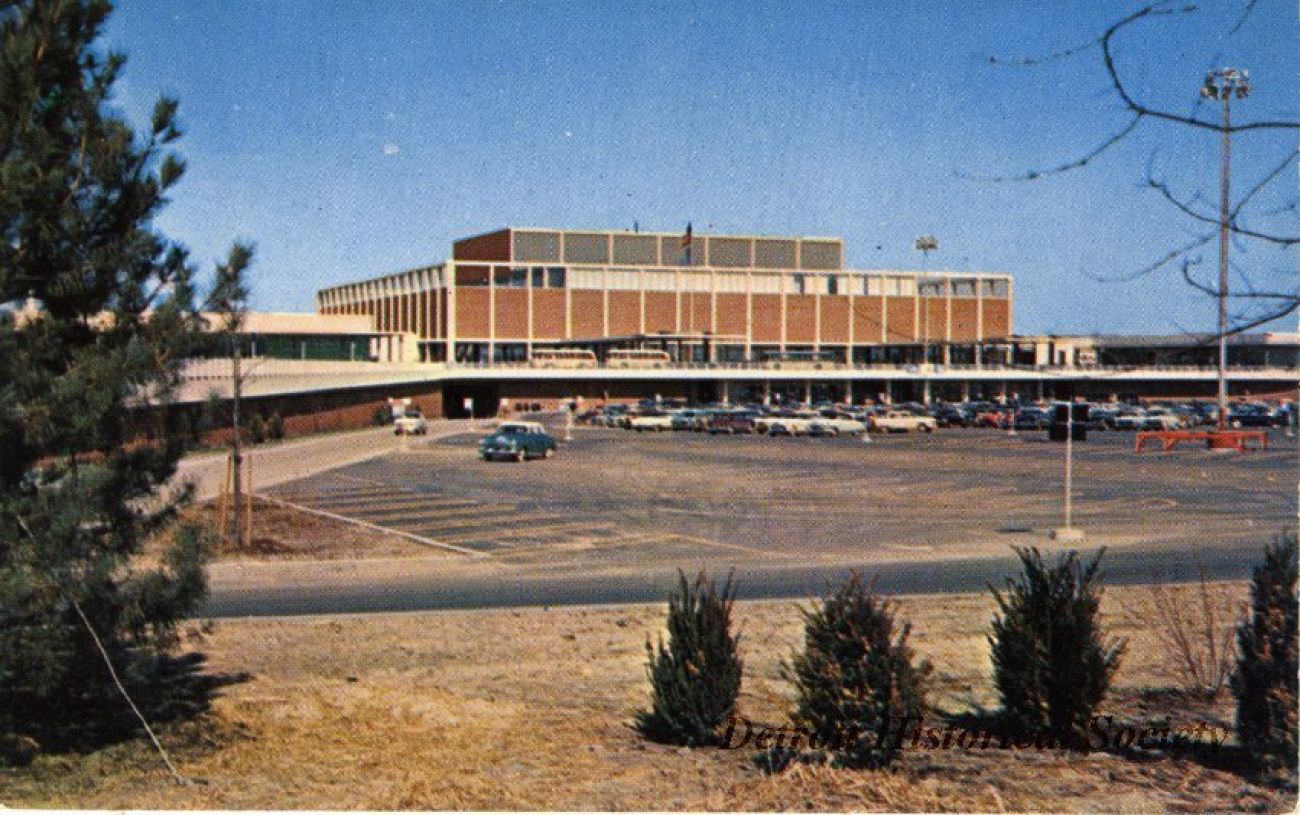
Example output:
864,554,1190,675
1007,332,1300,347
199,311,379,336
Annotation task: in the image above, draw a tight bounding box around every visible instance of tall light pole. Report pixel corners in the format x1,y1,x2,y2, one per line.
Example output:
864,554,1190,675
915,235,938,404
1200,68,1250,432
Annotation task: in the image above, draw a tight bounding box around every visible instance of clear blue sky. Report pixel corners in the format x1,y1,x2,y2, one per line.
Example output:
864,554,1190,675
102,1,1296,335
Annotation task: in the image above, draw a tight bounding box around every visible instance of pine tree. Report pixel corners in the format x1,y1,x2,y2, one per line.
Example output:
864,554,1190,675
636,570,743,746
0,0,252,750
1232,533,1298,766
783,572,930,769
989,548,1126,743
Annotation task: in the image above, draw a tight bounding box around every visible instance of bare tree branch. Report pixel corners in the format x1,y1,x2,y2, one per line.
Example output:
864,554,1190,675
1101,3,1300,133
1181,257,1299,304
1090,232,1214,284
1226,0,1260,35
957,116,1142,182
1147,175,1300,245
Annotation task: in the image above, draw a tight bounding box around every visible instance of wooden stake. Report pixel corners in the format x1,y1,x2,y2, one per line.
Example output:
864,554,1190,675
242,453,253,549
217,453,233,543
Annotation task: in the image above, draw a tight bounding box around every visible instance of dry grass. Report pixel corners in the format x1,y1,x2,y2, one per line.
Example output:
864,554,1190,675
1118,574,1245,698
1,583,1295,811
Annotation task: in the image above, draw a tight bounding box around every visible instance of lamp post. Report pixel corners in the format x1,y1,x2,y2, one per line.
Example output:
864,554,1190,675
915,235,938,403
1200,67,1250,433
1050,402,1084,544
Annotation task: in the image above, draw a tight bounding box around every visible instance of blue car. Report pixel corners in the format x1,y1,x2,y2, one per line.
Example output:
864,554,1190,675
479,421,558,462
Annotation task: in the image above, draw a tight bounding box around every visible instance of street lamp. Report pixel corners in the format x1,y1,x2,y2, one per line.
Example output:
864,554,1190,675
1050,401,1084,544
1200,67,1250,433
915,235,938,402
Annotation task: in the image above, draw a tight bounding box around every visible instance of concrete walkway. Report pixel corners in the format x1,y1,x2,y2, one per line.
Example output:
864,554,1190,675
175,419,488,502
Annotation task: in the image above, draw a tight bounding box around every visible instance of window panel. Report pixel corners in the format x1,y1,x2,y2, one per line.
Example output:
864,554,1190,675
563,232,609,264
612,234,658,265
513,231,561,263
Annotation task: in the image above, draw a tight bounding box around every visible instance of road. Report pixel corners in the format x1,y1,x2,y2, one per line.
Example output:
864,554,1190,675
202,541,1267,617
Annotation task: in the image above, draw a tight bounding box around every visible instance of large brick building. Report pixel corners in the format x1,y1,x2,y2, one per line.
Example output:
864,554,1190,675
317,227,1014,367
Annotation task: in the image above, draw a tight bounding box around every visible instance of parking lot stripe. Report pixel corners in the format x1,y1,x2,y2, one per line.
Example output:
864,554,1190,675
254,493,488,559
351,508,520,528
405,515,568,538
296,495,453,513
332,500,492,518
431,520,597,544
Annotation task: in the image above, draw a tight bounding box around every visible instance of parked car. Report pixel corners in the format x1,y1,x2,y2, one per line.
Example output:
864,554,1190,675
671,409,706,431
931,403,972,428
707,411,759,434
479,422,557,461
1228,403,1283,428
1013,407,1052,431
630,411,675,432
1142,406,1184,430
393,409,428,436
807,411,869,437
1086,405,1121,430
870,410,937,433
973,408,1010,429
761,410,818,436
1111,407,1149,431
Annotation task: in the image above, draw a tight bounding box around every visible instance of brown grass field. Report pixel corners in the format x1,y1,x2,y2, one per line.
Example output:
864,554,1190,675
2,580,1296,812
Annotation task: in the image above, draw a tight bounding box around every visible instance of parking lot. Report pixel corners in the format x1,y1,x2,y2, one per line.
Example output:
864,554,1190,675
264,425,1297,580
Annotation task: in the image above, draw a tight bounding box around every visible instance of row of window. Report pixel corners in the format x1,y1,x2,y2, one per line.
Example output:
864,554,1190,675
450,265,1009,297
511,231,844,271
448,341,1004,366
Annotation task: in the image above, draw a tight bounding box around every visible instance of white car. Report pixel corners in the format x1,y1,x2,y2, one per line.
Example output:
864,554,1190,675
869,411,937,433
393,411,428,435
630,412,674,432
807,413,869,437
1142,407,1184,430
760,411,819,436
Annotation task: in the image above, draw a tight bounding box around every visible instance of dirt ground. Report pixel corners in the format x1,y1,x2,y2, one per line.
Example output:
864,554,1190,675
186,497,445,561
3,581,1295,811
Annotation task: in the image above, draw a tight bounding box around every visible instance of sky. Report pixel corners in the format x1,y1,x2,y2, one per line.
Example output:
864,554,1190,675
102,1,1297,335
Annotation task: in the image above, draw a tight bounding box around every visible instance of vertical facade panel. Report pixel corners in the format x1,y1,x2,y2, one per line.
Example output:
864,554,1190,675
819,297,850,344
643,292,676,333
570,290,604,338
607,291,641,336
493,289,529,339
852,297,885,343
750,294,782,343
785,295,817,344
885,296,918,342
982,298,1012,337
455,288,491,338
950,299,979,341
714,293,747,337
923,298,948,341
531,290,567,340
684,292,711,333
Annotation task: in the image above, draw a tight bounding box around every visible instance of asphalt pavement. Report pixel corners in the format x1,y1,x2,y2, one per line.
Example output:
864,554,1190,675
201,540,1268,618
